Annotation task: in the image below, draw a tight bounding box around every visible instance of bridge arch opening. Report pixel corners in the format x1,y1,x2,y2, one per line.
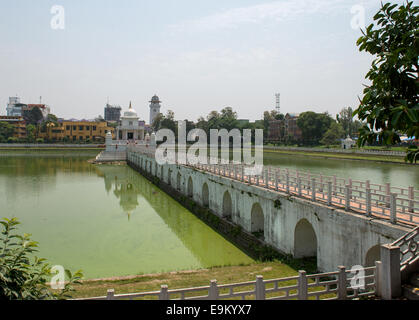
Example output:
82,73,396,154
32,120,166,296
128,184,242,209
294,219,317,259
202,183,209,207
187,177,193,198
250,202,264,235
222,191,232,218
177,172,181,191
168,169,172,186
365,244,381,267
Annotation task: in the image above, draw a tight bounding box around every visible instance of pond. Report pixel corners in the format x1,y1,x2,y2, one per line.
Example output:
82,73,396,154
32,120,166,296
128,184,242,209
0,154,254,279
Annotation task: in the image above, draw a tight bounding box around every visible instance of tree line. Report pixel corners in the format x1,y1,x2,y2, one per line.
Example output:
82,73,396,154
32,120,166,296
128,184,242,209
150,105,364,147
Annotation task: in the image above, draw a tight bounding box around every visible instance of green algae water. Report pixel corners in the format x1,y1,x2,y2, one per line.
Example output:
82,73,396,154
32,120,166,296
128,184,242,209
0,154,254,279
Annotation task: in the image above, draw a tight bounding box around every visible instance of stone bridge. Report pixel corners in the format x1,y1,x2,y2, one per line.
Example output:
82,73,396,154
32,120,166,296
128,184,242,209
126,150,416,273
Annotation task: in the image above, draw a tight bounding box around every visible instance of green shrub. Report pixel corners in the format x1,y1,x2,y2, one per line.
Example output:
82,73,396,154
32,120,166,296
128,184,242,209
0,217,83,300
7,137,18,144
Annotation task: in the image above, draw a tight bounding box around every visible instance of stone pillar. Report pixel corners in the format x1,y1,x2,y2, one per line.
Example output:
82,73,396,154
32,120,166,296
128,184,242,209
255,275,265,300
105,131,113,152
337,266,347,300
380,244,401,300
327,181,332,206
408,186,414,213
298,271,308,300
159,285,169,300
366,188,372,216
208,280,219,300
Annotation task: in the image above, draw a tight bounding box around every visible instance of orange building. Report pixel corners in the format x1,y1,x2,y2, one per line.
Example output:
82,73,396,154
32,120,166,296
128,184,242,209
0,116,27,139
38,120,115,142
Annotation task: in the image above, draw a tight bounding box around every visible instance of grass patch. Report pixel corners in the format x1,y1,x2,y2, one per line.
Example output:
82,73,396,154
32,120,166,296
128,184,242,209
67,260,312,299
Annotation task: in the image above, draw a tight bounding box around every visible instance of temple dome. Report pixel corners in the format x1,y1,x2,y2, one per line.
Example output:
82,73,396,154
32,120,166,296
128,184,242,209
123,101,138,118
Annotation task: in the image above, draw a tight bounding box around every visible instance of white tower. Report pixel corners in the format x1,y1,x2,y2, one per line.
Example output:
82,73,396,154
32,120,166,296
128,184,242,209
149,95,161,126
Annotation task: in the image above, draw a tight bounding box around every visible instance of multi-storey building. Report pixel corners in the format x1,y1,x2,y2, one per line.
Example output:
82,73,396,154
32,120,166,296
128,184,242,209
7,97,50,119
104,104,122,122
6,97,27,117
38,120,115,142
0,116,27,139
268,113,302,142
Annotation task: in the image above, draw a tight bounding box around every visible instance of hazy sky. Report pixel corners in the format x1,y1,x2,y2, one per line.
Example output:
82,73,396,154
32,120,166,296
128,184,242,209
0,0,404,122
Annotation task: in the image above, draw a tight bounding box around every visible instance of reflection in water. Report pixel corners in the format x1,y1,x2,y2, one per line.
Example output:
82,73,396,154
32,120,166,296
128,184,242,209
96,165,252,268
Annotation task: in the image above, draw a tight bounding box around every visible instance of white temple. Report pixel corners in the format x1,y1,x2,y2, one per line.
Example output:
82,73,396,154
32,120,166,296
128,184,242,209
116,101,145,141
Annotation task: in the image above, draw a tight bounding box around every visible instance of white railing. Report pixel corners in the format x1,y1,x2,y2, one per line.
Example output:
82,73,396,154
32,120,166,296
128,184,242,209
263,146,406,157
74,265,378,301
127,148,419,226
391,226,419,272
190,162,419,226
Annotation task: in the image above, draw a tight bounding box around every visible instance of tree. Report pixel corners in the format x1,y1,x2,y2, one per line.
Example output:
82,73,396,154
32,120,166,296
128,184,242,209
158,110,177,133
0,217,83,300
336,107,363,137
0,122,15,143
218,107,238,131
297,112,333,145
23,107,44,125
151,113,164,132
320,122,345,146
41,114,59,132
354,1,419,162
26,124,36,143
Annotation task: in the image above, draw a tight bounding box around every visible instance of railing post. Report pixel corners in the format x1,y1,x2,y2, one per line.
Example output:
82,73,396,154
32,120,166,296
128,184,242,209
345,185,350,211
265,168,269,189
275,170,279,191
208,280,219,300
375,261,382,298
386,183,391,208
256,173,259,186
348,178,352,199
159,285,169,300
319,174,323,192
241,165,245,182
255,275,266,300
298,271,308,300
106,289,115,300
298,177,302,197
311,178,316,201
333,175,337,195
390,193,397,224
408,186,414,213
366,188,372,216
286,173,290,194
380,244,401,299
327,181,332,206
337,266,347,300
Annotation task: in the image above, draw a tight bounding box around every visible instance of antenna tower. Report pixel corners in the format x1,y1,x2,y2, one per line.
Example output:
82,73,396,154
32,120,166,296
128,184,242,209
275,93,280,113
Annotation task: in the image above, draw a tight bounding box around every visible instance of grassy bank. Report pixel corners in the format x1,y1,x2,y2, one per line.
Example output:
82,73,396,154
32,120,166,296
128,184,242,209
264,148,408,164
69,260,316,299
